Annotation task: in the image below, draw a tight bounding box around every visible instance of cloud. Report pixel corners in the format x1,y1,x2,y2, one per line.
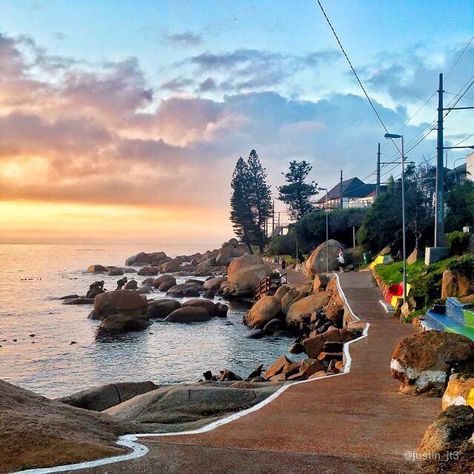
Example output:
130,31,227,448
0,32,444,218
161,48,340,95
165,32,202,46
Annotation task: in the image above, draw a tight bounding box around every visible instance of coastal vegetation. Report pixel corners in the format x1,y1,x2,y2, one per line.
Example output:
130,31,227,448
277,160,318,221
230,150,272,252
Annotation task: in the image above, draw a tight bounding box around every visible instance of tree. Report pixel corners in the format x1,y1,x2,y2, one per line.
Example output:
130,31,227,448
295,208,367,252
229,150,272,252
278,160,318,221
445,180,474,231
230,157,254,252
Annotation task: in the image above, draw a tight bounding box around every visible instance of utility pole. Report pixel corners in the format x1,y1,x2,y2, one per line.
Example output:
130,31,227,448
376,143,381,197
271,200,275,237
434,73,445,248
339,170,343,208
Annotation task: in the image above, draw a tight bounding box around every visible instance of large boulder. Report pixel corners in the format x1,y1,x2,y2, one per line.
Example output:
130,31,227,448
99,314,150,332
147,299,181,319
203,277,227,291
87,264,108,274
390,331,474,395
160,260,181,273
125,251,168,267
157,277,177,292
166,283,202,298
182,299,225,316
164,307,211,323
57,381,158,412
305,239,342,277
418,405,474,455
0,379,131,472
245,296,281,329
215,245,234,266
104,384,275,425
442,371,474,410
94,290,147,319
137,266,160,276
226,255,272,296
441,269,473,299
286,292,330,326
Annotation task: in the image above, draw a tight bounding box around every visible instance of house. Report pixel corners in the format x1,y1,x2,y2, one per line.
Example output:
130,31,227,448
316,177,377,209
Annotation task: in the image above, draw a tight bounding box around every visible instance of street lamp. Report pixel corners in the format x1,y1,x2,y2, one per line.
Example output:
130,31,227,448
384,132,407,304
318,187,329,272
453,157,466,184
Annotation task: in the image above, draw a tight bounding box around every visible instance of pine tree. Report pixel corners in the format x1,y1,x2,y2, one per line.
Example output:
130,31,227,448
278,160,318,221
229,150,272,253
230,157,254,252
246,150,272,251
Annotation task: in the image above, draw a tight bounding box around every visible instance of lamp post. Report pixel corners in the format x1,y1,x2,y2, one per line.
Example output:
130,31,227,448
318,187,329,272
384,133,407,304
453,157,466,184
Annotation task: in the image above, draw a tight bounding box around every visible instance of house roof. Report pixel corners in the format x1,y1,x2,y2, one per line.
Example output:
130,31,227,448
318,177,376,202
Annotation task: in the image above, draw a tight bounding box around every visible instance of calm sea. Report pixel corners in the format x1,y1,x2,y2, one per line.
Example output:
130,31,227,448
0,244,297,398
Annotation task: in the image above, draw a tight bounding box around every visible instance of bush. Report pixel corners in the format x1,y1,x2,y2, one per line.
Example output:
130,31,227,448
448,253,474,280
445,231,471,256
270,232,297,256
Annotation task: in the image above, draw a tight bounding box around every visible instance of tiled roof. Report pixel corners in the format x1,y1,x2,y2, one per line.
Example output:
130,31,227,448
318,177,376,202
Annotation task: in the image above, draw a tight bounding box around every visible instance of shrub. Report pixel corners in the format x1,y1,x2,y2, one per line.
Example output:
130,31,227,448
448,253,474,280
445,231,471,256
270,232,297,256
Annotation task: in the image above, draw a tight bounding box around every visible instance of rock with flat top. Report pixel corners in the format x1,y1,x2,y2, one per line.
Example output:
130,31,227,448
390,331,474,395
58,381,158,411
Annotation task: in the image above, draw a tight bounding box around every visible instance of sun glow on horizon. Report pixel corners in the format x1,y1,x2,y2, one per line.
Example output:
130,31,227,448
0,200,232,245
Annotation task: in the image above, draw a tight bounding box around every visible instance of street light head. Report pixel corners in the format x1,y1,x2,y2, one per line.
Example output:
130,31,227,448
384,132,402,139
317,187,327,191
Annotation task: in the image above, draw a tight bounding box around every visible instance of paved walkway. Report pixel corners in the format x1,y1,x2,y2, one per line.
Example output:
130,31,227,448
84,272,440,474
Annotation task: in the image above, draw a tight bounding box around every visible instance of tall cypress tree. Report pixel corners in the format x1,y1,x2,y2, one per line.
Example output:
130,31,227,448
230,157,254,252
229,150,272,253
278,160,318,221
246,150,272,251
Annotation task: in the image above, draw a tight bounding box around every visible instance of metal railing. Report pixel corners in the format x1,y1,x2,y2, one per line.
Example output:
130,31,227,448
254,272,287,301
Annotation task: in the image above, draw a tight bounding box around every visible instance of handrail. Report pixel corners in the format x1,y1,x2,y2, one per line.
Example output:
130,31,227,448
254,272,288,301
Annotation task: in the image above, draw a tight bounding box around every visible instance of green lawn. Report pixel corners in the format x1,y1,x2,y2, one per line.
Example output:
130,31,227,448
374,256,458,309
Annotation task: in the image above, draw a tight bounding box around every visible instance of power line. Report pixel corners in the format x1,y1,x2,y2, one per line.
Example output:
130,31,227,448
446,34,474,78
315,0,401,154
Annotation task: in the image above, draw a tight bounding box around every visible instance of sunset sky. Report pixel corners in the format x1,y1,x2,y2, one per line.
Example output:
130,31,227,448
0,0,473,246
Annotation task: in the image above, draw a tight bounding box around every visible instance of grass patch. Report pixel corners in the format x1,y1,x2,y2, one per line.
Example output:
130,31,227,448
374,256,459,309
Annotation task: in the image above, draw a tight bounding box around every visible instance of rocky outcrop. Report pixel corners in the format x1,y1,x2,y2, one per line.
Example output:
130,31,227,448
263,355,325,382
0,379,132,472
87,264,108,274
245,296,281,329
58,381,158,411
418,405,474,458
104,384,275,426
147,299,181,319
286,292,330,326
390,331,474,395
166,282,202,298
94,290,149,332
305,239,342,276
182,299,228,317
441,269,473,299
160,260,181,273
203,276,227,291
225,255,272,297
125,251,168,267
164,306,211,323
137,266,160,276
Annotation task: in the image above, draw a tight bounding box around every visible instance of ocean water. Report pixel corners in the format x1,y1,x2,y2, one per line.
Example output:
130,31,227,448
0,244,298,398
